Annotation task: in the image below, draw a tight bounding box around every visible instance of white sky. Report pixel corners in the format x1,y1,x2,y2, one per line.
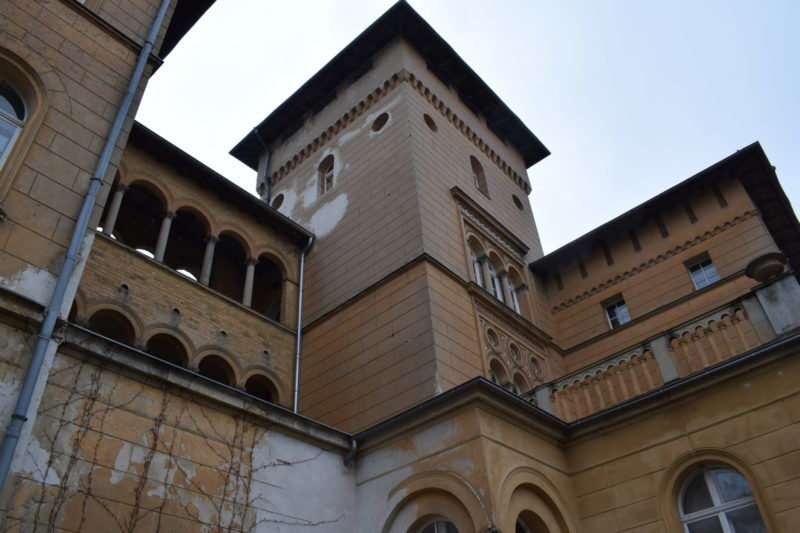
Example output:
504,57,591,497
137,0,800,253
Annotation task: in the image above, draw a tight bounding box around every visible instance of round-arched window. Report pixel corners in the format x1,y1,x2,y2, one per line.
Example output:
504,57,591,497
679,466,766,532
0,79,26,169
419,520,457,533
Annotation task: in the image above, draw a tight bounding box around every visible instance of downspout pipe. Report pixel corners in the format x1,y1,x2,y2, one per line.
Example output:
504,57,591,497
0,0,172,491
293,235,315,413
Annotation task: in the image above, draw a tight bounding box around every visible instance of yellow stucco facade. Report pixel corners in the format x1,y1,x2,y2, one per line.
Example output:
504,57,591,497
0,1,797,531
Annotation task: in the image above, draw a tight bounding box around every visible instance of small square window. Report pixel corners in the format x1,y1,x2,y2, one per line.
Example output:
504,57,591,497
605,299,631,328
688,258,720,289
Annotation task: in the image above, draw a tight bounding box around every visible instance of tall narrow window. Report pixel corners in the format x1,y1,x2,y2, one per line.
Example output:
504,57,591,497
679,466,767,533
506,276,521,314
318,155,334,196
470,155,489,197
488,262,504,303
688,257,720,290
0,79,25,170
605,298,631,328
470,249,483,286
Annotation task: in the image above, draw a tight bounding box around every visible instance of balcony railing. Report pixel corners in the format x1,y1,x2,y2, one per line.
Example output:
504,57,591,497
527,274,800,422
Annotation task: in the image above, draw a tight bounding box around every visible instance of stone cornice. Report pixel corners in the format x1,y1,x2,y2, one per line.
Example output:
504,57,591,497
551,210,758,313
268,70,531,194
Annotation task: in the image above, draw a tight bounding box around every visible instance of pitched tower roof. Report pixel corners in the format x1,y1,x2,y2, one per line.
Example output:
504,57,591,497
230,0,549,170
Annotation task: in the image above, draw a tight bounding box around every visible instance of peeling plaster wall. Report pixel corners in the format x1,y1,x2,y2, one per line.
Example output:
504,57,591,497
4,351,357,532
271,81,422,324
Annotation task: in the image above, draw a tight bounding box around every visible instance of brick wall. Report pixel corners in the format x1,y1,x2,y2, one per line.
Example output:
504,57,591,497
78,236,296,403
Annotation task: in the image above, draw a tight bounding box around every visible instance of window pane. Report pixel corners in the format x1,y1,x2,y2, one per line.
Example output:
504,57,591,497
683,473,714,514
687,516,724,533
712,468,752,502
0,118,16,157
0,80,25,120
726,504,766,533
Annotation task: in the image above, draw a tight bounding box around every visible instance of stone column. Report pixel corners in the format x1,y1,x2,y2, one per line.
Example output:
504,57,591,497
200,236,218,286
754,275,800,335
740,295,776,343
243,257,257,307
154,211,175,262
649,334,679,382
102,184,127,236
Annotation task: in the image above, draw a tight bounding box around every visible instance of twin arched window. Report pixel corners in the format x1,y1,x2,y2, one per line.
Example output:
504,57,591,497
0,79,25,170
679,466,766,533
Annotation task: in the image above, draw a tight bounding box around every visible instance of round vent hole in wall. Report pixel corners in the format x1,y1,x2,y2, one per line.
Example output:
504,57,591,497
513,195,524,211
372,112,389,132
272,193,284,209
423,113,438,132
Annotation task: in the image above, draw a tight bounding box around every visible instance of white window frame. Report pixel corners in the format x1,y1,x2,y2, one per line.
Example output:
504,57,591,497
688,257,720,290
318,156,335,196
507,276,521,314
488,263,505,303
0,82,25,171
605,298,631,328
470,249,483,286
678,466,766,533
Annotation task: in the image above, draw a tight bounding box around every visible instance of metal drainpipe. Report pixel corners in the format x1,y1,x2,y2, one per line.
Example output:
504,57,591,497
293,235,315,413
0,0,173,491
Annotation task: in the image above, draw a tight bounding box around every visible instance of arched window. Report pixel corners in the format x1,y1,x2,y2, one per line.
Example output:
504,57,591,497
467,237,485,287
198,355,235,387
488,259,505,303
679,466,766,533
113,182,165,256
145,334,188,367
512,372,528,395
470,155,488,197
0,79,25,170
419,520,458,533
244,374,279,403
507,268,529,317
489,359,508,387
318,155,334,196
163,208,209,281
210,232,248,302
506,275,521,313
251,255,283,320
87,309,135,346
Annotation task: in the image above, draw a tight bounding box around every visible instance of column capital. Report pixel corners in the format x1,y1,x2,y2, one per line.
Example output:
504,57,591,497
163,211,176,219
206,235,219,244
245,257,258,267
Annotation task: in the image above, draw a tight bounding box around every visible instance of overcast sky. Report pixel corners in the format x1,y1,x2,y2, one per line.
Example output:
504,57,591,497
137,0,799,253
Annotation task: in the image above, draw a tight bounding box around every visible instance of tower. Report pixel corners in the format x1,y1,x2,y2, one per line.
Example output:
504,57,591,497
232,2,552,432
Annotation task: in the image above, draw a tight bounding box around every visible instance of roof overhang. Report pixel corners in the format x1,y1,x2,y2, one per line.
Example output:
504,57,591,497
129,122,314,247
159,0,216,58
230,0,549,170
530,142,800,276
